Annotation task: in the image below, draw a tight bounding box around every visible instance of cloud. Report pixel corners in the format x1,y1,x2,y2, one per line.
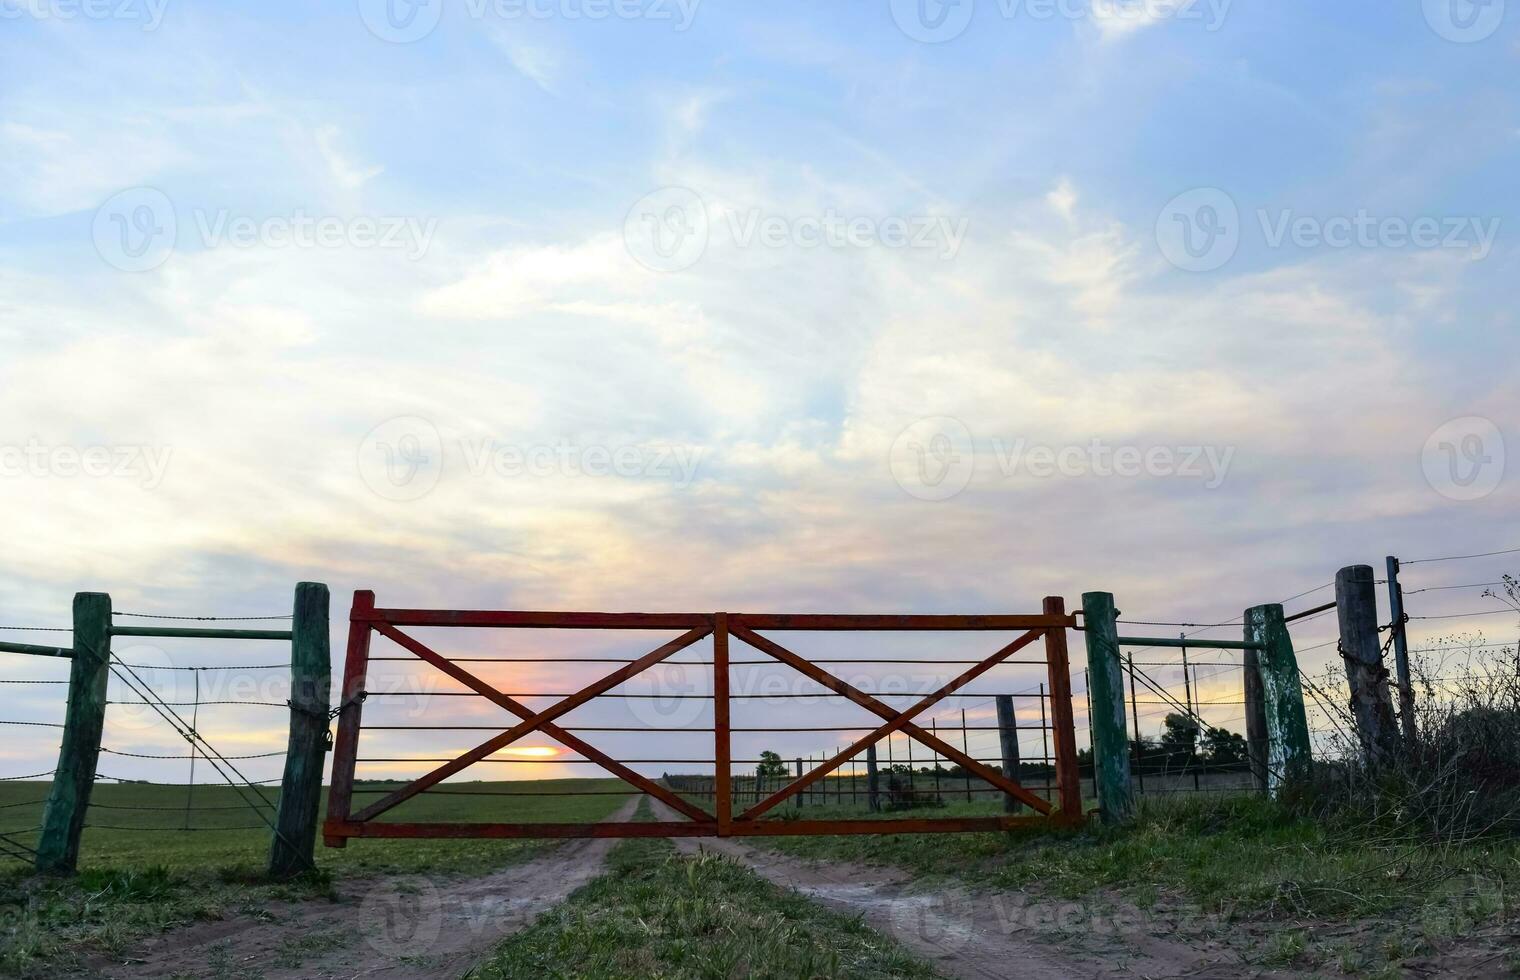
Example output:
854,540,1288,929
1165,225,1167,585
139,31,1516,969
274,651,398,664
490,32,561,94
315,125,384,189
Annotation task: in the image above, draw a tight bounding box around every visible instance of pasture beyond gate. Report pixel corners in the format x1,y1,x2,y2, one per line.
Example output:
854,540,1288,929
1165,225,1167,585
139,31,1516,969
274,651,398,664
322,593,1085,844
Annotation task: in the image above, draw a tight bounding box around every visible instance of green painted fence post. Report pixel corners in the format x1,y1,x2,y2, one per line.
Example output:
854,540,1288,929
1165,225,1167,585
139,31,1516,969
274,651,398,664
268,582,331,879
1082,592,1134,824
1244,603,1312,795
36,592,111,874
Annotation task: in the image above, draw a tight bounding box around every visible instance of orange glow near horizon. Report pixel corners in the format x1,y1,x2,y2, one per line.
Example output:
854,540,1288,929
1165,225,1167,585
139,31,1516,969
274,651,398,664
492,746,562,758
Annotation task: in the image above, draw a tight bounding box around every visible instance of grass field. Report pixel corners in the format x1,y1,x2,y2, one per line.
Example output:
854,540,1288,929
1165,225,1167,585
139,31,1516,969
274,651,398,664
0,779,635,977
468,799,938,980
0,778,632,875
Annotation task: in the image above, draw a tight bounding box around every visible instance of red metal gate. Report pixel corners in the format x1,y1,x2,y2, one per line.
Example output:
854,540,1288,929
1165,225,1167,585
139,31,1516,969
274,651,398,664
323,593,1083,845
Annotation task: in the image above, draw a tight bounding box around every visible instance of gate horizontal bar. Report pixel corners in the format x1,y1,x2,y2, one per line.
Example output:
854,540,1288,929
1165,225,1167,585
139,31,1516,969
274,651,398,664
109,626,294,641
0,640,74,658
322,813,1068,841
731,613,1075,631
1115,636,1263,651
363,610,715,629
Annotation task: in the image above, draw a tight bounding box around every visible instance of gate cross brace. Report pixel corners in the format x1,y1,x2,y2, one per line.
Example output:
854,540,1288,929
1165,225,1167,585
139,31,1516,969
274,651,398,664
350,624,712,823
729,624,1053,818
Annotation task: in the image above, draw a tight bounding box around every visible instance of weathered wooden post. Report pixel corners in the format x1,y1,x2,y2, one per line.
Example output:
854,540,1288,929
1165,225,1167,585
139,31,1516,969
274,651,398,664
36,592,112,874
794,757,803,810
995,694,1022,813
1385,556,1417,744
1043,596,1084,823
1242,647,1270,793
1245,603,1312,794
269,582,331,879
1336,565,1400,768
866,742,881,812
1082,593,1134,824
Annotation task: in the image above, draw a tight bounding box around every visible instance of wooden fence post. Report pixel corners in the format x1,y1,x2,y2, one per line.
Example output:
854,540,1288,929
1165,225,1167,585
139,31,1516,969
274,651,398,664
1245,603,1312,794
36,592,111,874
794,758,803,809
866,743,880,812
1242,646,1270,793
1081,592,1134,824
995,694,1022,813
1336,565,1400,768
1384,556,1418,745
269,582,331,879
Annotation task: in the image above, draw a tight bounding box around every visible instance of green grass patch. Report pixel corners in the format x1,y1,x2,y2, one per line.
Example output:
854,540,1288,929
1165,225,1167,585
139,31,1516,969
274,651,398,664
469,800,941,980
0,779,634,978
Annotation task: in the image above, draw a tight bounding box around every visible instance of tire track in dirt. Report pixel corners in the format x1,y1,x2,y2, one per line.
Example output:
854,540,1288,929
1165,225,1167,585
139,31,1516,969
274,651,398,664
648,799,1294,979
76,795,644,980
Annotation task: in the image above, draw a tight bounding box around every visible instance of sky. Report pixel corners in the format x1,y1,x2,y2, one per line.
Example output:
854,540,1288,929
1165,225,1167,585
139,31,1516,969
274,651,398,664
0,1,1517,797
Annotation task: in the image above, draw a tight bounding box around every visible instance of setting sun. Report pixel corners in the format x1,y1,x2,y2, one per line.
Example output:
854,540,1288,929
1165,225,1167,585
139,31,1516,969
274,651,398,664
494,746,562,759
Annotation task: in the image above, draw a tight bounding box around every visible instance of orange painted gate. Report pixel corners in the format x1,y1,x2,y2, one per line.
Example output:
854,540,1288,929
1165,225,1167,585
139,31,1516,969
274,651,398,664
323,593,1084,845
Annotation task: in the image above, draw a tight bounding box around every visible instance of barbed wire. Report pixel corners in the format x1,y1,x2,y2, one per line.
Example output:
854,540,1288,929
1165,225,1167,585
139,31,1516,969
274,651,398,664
1405,547,1520,565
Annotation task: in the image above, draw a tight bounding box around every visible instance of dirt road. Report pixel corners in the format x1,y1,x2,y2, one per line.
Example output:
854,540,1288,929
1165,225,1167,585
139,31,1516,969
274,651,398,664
648,799,1287,979
75,796,643,980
